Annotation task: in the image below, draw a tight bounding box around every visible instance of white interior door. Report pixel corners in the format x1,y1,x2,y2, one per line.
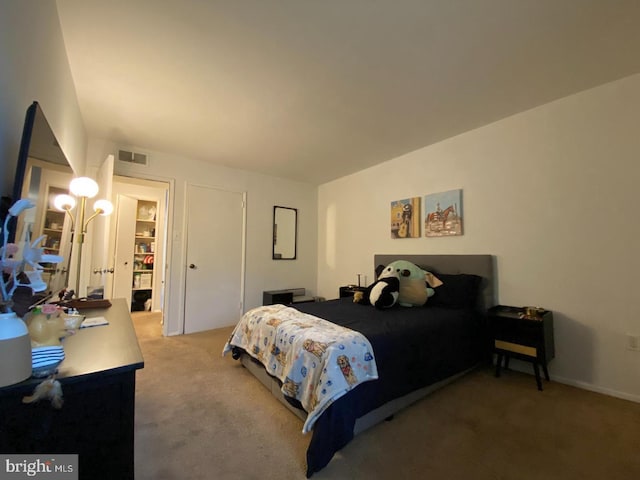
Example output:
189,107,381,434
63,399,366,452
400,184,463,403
184,185,245,334
88,154,114,293
111,195,137,307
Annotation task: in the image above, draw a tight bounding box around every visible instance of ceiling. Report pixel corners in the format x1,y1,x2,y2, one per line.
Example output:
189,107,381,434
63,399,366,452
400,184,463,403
56,0,640,185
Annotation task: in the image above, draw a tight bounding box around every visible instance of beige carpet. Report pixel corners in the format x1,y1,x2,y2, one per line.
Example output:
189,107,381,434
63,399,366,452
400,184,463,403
132,312,640,480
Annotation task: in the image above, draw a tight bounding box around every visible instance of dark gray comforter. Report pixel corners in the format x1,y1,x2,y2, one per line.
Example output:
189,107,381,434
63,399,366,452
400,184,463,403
289,297,487,476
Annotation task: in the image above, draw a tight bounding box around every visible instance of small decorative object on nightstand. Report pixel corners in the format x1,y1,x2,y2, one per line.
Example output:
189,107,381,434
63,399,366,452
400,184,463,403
488,305,555,391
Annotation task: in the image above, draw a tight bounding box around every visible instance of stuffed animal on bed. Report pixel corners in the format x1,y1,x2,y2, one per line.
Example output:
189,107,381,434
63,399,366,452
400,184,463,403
353,265,400,309
385,260,443,307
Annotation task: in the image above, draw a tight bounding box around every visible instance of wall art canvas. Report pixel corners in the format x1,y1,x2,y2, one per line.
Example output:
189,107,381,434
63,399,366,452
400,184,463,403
424,189,463,237
390,197,421,238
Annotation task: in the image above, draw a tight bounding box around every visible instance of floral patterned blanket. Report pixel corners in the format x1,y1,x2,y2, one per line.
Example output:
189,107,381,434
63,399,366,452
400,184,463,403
223,304,378,433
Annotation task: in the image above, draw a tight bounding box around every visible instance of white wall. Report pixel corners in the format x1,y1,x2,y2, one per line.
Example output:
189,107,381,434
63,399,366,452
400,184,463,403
0,0,87,195
318,74,640,402
86,139,318,335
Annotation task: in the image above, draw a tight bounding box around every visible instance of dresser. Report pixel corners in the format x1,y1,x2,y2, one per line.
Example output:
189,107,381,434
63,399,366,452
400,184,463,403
0,298,144,479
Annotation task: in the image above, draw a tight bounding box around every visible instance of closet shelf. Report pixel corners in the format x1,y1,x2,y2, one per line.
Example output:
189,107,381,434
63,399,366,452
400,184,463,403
130,200,157,311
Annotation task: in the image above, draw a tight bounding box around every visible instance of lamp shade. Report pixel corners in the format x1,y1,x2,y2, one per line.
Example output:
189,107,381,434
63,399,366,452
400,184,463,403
93,199,114,216
53,194,76,211
69,177,99,198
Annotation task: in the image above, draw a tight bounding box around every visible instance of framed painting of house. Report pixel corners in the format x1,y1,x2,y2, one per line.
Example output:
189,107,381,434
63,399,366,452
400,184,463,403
424,189,463,237
390,197,421,238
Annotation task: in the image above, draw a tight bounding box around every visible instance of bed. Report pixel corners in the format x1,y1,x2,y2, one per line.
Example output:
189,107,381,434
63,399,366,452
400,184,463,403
223,254,496,477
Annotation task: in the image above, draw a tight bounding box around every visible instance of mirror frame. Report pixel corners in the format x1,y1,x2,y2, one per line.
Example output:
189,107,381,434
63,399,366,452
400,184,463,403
13,103,72,211
11,101,75,296
272,206,297,260
11,104,37,222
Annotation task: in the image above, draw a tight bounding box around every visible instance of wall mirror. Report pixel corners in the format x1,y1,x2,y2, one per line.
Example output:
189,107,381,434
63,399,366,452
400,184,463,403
11,102,75,295
272,206,297,260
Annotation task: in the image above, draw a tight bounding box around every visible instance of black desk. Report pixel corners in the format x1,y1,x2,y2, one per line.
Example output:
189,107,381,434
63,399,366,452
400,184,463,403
263,288,315,305
263,289,294,305
0,298,144,479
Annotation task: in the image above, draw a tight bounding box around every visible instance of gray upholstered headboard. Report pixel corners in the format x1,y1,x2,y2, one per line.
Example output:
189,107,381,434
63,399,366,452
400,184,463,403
374,254,496,313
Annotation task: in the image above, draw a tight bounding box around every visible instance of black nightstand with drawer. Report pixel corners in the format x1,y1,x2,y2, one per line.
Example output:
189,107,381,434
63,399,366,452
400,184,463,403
488,305,555,391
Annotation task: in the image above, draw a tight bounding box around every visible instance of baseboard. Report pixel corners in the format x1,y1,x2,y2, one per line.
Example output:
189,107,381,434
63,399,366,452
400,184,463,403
495,356,640,403
552,375,640,404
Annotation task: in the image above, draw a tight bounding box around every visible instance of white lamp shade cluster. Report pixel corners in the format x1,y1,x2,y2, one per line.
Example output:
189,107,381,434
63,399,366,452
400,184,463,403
52,176,113,299
54,177,113,217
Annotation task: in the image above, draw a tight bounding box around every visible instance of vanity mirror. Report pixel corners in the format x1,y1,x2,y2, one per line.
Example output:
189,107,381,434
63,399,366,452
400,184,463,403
272,206,297,260
11,101,75,295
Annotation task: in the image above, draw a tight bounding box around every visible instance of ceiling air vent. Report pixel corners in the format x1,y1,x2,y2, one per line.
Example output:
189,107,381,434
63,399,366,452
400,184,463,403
118,149,148,166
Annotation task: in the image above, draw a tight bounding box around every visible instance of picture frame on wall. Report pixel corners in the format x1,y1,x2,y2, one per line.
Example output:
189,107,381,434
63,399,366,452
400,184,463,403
424,189,463,237
390,197,421,238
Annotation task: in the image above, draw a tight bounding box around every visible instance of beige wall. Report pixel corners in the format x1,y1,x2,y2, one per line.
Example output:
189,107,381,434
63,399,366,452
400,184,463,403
318,74,640,402
0,0,86,195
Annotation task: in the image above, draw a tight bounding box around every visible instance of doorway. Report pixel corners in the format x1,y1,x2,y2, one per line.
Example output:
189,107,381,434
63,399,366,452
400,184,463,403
106,176,170,321
183,184,245,334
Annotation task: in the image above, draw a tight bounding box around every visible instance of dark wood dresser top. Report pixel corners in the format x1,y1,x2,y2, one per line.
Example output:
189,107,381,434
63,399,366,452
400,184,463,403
1,297,144,393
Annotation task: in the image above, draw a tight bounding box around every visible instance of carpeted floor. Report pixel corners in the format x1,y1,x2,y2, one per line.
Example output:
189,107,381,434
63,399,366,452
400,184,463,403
132,312,640,480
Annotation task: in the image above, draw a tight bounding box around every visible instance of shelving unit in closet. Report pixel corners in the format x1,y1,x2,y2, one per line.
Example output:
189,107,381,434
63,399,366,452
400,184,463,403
131,200,157,311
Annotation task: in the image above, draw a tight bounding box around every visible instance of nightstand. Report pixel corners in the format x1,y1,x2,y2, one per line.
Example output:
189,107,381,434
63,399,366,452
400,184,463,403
339,285,367,298
488,305,555,391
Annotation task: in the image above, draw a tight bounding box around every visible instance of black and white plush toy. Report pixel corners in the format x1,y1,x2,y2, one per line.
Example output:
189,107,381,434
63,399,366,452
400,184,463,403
354,265,400,309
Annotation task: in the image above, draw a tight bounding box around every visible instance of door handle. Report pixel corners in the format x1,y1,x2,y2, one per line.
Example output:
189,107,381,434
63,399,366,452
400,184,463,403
189,263,196,269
